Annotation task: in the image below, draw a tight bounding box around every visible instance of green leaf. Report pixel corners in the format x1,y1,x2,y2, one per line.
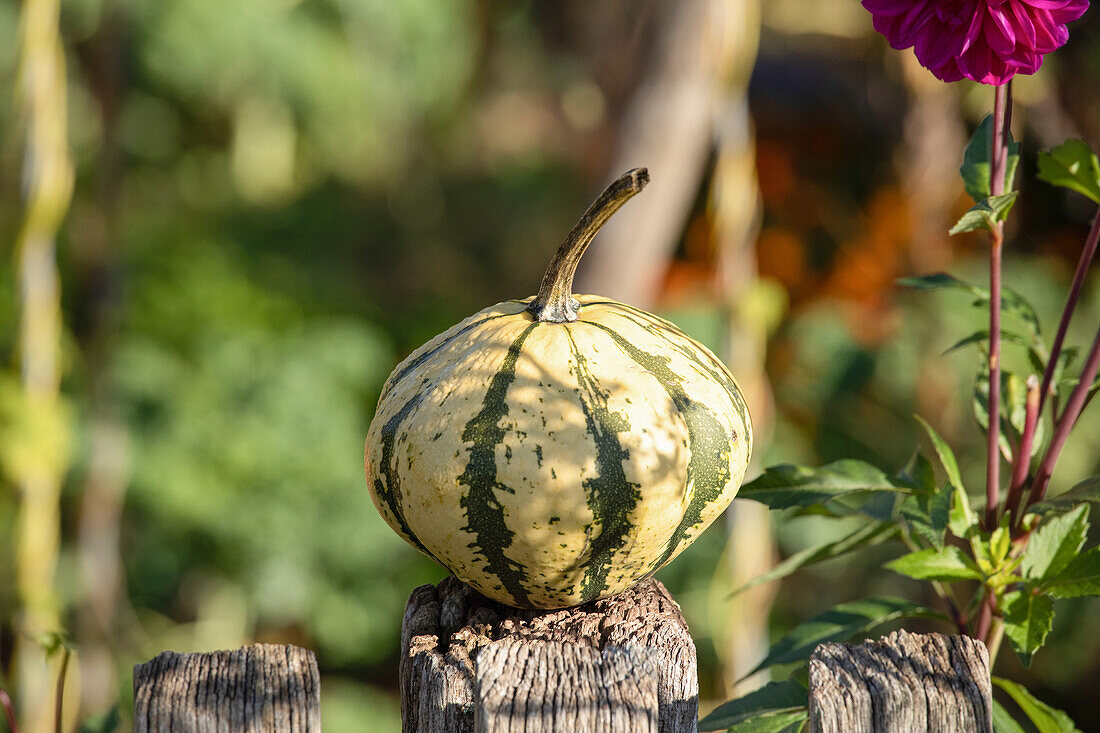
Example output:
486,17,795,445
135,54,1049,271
973,362,1023,462
949,482,978,538
914,416,964,493
960,114,1022,201
897,272,984,295
992,698,1028,733
899,485,953,550
745,598,942,677
1040,548,1100,598
942,329,1031,355
895,452,936,493
990,524,1011,567
737,461,907,511
1002,591,1055,668
949,193,1018,235
1028,476,1100,514
897,274,1041,343
885,546,982,581
1021,504,1090,582
699,681,807,731
727,710,809,733
1036,139,1100,204
992,676,1080,733
729,522,897,598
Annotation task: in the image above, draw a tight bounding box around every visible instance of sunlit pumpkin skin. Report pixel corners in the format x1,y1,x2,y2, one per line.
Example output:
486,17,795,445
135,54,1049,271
364,170,752,609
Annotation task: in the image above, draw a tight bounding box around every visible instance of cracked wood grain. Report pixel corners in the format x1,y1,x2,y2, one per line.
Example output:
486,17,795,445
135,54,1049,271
133,643,320,732
400,576,698,733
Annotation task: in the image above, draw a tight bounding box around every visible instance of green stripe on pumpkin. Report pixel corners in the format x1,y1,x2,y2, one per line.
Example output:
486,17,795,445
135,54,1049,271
458,322,539,607
587,322,733,568
565,329,641,602
592,301,751,435
380,311,514,402
374,393,437,559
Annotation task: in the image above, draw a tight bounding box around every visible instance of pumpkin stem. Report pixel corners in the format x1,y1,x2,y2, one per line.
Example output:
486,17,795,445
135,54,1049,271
528,168,649,323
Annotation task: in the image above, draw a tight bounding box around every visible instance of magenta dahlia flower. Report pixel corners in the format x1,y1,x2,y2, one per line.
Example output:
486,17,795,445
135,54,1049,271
862,0,1089,84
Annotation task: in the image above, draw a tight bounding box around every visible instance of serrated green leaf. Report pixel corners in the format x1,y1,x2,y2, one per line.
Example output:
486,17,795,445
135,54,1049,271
1040,548,1100,598
949,193,1018,235
899,485,953,550
1036,139,1100,204
992,677,1080,733
885,546,983,581
727,710,809,733
961,114,1021,201
1028,476,1100,514
737,461,908,511
1021,504,1090,581
699,681,808,731
1002,591,1055,668
949,483,977,537
992,698,1028,733
895,452,936,493
745,598,943,678
729,522,897,598
914,416,964,493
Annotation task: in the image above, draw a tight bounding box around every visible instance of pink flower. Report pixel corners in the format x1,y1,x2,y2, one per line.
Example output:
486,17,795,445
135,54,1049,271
862,0,1089,84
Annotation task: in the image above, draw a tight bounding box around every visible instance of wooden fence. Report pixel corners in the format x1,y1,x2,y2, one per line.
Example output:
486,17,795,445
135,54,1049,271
133,579,991,732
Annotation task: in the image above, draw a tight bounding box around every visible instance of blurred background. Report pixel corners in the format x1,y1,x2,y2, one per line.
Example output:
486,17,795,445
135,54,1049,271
2,0,1100,729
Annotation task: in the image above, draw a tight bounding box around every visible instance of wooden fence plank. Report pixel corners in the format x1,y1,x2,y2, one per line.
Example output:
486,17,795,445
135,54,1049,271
808,630,992,733
476,642,659,733
133,643,320,732
400,577,698,733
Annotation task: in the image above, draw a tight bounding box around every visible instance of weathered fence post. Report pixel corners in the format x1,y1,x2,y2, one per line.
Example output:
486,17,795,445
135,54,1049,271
807,630,992,733
133,643,321,732
400,576,699,733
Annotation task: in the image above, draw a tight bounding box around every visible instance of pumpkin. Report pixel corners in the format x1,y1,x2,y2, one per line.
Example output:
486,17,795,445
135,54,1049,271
365,169,752,609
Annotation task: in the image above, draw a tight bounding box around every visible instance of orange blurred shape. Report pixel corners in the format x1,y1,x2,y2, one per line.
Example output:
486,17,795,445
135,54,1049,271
756,140,796,205
757,226,806,289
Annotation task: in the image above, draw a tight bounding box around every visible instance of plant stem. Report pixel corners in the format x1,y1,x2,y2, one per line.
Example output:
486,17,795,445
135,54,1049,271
975,589,996,642
54,646,69,733
0,687,19,733
900,535,968,634
986,615,1006,664
1038,207,1100,415
14,0,73,727
528,168,649,323
1028,322,1100,507
984,83,1010,530
1006,375,1040,528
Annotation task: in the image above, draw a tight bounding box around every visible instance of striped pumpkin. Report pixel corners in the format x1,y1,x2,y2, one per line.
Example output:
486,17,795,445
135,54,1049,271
365,170,752,609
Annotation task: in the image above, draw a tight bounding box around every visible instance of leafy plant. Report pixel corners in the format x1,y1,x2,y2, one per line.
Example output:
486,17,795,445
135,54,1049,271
704,32,1100,733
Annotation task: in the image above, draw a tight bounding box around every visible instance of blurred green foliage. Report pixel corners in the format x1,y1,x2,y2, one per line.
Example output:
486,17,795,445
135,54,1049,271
2,0,1100,729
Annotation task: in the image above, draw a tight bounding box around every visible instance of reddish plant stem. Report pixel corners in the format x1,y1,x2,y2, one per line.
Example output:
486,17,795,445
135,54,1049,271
1038,208,1100,415
1006,375,1040,528
0,687,18,733
975,590,996,643
984,83,1010,530
1028,322,1100,508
